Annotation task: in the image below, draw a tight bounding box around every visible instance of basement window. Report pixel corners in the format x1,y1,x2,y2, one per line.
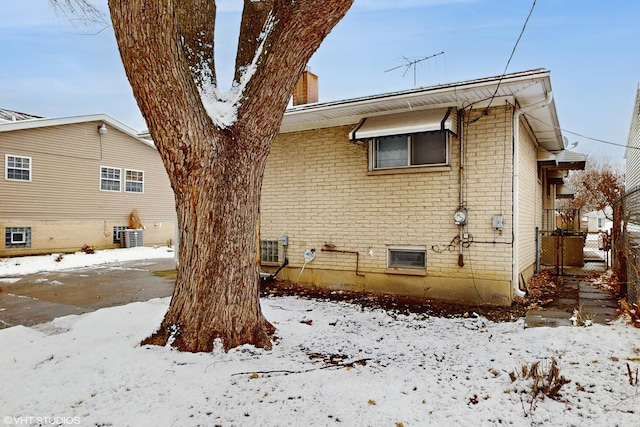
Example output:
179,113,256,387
113,226,128,244
5,227,31,249
260,240,279,264
387,246,426,269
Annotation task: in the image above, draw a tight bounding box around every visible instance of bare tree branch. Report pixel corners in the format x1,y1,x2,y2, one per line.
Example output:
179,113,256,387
565,160,625,219
48,0,110,30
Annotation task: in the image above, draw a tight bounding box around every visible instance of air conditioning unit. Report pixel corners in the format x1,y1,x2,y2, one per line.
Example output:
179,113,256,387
121,229,144,248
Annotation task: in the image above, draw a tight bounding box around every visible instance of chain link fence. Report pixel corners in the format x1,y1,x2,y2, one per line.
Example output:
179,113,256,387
537,228,608,276
613,186,640,303
537,208,608,277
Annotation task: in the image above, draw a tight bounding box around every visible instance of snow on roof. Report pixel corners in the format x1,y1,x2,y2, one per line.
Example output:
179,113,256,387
0,113,155,149
0,108,42,122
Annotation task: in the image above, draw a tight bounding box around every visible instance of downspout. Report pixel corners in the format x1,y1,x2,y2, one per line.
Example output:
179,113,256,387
512,92,553,298
459,109,465,267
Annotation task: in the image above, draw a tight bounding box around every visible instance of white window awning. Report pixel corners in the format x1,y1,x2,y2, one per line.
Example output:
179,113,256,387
349,107,457,141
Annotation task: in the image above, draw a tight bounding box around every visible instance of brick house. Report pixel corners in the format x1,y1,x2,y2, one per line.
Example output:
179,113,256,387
0,111,176,256
260,69,585,306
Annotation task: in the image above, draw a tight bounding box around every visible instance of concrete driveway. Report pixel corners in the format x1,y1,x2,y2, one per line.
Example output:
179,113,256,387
0,258,176,329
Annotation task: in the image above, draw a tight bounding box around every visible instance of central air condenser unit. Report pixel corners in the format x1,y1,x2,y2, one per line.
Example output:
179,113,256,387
121,229,144,248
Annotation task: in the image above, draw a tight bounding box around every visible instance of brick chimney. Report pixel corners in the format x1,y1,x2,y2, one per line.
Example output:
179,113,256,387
293,68,318,106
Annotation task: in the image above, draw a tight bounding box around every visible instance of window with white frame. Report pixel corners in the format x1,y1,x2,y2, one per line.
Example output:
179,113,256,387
5,227,31,248
100,166,121,191
372,131,448,170
125,169,144,193
5,155,31,181
260,240,279,264
387,246,427,269
113,225,128,244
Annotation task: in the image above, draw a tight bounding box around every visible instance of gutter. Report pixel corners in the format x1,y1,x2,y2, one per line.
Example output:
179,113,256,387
512,92,553,298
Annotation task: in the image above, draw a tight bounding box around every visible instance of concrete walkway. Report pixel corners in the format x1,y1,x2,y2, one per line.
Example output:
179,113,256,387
0,258,176,329
525,276,619,328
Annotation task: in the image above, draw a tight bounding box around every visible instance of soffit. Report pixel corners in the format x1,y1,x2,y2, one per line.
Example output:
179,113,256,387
556,184,575,199
555,150,587,170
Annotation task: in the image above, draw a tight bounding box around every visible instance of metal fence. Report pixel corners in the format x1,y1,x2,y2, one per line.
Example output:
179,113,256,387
613,186,640,303
537,228,608,277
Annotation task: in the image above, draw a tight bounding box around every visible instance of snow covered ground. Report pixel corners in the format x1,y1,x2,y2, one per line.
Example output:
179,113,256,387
1,249,639,426
0,246,175,277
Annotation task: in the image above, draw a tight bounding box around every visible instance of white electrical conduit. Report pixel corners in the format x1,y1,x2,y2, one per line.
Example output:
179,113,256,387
512,92,553,298
296,249,316,283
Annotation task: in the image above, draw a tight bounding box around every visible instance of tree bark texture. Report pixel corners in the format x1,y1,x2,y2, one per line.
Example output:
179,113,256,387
108,0,353,352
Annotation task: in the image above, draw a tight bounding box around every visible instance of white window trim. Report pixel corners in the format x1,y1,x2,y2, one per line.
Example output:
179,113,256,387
10,231,26,244
369,132,451,172
5,154,32,182
5,226,31,249
100,166,121,192
386,245,427,275
124,168,145,193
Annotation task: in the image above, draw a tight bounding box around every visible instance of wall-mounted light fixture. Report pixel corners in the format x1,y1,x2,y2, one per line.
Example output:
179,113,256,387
98,123,108,135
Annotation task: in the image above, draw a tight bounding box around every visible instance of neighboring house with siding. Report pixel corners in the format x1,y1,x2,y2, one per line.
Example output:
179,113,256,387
260,69,585,306
0,111,176,256
626,83,640,189
584,208,613,233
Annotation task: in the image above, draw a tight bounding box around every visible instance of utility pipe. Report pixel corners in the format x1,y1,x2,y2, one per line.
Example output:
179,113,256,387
320,247,365,277
512,92,553,298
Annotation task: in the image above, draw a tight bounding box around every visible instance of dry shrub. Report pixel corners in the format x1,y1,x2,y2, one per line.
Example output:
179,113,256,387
620,298,640,328
592,270,623,296
509,357,570,413
513,270,557,310
80,244,95,254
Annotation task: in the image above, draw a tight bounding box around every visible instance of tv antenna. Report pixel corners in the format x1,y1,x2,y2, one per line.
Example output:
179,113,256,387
385,51,444,87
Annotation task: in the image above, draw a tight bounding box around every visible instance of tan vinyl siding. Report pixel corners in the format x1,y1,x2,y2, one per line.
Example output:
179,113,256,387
0,120,176,255
0,122,174,221
627,85,640,190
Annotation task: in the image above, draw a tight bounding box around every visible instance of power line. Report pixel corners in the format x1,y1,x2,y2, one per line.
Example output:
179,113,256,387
520,110,639,151
474,0,537,120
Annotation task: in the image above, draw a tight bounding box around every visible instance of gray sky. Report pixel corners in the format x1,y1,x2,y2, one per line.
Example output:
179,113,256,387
1,0,638,164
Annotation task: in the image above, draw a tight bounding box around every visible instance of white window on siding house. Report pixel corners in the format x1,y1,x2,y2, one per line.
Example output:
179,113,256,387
260,240,279,264
5,227,31,248
113,225,128,244
100,166,121,191
125,169,144,193
5,154,31,181
387,246,427,269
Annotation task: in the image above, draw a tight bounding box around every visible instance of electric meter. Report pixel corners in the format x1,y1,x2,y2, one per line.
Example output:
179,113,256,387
454,209,467,225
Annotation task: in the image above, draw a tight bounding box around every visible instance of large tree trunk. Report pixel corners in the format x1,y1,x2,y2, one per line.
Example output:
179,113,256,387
144,134,274,351
108,0,353,352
